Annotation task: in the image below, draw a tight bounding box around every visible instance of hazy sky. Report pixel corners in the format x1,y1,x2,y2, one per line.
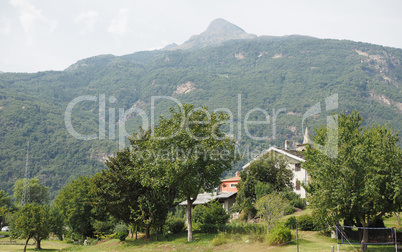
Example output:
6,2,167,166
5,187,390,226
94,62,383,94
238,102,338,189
1,0,402,73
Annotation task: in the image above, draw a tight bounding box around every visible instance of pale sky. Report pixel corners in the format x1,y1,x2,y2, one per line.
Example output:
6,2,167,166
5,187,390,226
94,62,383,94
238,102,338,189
1,0,402,73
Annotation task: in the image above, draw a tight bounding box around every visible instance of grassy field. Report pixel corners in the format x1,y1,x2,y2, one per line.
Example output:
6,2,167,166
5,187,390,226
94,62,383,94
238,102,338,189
0,213,400,251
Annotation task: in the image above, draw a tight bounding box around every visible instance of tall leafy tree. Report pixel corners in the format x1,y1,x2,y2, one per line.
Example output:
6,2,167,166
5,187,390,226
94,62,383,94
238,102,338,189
10,204,50,251
54,176,96,241
0,189,13,226
304,111,402,251
233,155,293,219
255,193,289,233
13,178,49,206
137,104,237,242
93,130,177,240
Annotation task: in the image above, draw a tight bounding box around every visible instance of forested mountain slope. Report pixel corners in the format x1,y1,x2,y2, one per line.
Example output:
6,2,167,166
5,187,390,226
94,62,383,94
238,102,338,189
1,22,401,199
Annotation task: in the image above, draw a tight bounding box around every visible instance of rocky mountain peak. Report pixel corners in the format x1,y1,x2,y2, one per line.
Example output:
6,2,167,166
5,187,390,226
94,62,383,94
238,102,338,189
167,18,256,50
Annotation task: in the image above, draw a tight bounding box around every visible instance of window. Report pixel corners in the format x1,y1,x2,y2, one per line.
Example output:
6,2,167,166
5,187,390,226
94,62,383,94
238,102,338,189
230,183,237,188
295,163,301,171
296,181,301,190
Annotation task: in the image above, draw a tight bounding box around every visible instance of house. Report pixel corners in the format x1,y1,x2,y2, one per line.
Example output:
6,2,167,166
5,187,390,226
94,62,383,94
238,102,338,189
242,127,310,198
178,191,237,213
179,126,311,215
179,172,241,213
220,171,241,192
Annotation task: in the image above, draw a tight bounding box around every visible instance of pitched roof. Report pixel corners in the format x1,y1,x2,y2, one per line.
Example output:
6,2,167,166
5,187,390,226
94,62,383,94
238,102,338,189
178,191,237,206
221,175,241,182
242,146,305,170
276,147,305,159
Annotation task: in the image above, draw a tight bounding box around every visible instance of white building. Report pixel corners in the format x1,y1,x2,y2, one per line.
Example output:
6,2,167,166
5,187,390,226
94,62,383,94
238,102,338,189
242,127,311,199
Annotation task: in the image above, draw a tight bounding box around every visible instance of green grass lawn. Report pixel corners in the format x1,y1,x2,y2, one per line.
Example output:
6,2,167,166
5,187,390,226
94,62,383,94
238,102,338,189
0,230,398,251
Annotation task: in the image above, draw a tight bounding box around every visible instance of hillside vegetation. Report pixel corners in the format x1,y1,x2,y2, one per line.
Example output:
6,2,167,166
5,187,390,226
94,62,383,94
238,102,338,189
1,35,401,198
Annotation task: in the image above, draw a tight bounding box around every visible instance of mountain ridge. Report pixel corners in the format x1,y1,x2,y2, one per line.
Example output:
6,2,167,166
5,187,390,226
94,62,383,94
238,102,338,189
0,20,401,199
167,18,257,50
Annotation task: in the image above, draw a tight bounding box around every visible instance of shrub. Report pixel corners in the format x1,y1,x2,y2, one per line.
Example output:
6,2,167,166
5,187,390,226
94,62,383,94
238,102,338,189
280,189,305,209
266,224,292,245
0,231,10,237
193,200,230,233
212,232,228,246
193,204,206,224
200,223,219,233
217,222,265,234
115,231,127,241
284,216,297,229
297,215,315,231
164,214,184,234
284,205,295,215
203,200,230,225
290,198,305,209
114,223,128,234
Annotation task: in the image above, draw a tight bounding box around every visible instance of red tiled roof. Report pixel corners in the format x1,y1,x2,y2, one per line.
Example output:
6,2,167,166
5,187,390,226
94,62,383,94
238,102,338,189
221,176,241,182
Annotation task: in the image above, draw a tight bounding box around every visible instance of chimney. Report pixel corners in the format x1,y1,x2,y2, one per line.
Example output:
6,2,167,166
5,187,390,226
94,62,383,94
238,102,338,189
285,140,290,150
235,171,239,177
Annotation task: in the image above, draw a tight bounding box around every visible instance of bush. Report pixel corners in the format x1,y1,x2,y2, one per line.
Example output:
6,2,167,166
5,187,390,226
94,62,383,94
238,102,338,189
115,231,127,241
284,205,295,215
165,214,184,234
290,198,305,209
266,224,292,245
218,222,266,234
114,223,128,234
280,189,305,210
199,223,219,233
284,216,297,229
297,215,315,231
0,231,9,237
212,232,228,246
203,200,230,225
193,200,229,233
192,204,206,224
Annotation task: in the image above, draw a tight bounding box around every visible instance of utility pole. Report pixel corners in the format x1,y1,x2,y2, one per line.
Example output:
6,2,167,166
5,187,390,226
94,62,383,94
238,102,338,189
21,141,30,206
296,219,299,252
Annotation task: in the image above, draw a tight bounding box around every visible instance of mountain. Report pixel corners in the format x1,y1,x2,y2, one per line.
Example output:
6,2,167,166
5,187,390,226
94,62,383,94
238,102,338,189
0,20,401,199
168,18,257,50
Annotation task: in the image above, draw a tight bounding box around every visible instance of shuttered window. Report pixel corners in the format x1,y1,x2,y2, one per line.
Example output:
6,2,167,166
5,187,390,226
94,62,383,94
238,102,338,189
296,181,301,190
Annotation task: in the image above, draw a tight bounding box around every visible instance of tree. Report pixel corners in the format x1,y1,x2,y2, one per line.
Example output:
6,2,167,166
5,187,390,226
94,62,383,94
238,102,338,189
255,193,289,233
54,176,96,241
48,204,65,240
233,155,293,219
10,204,50,251
92,148,142,235
0,189,13,226
92,132,177,240
13,178,49,206
304,111,402,251
137,104,237,241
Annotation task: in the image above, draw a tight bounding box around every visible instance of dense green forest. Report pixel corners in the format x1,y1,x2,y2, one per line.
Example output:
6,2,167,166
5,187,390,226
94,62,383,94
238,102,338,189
1,36,401,199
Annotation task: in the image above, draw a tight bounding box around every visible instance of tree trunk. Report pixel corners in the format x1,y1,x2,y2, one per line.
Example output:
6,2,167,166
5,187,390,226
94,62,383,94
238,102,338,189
135,225,138,240
23,236,31,252
360,228,369,251
155,226,159,241
186,199,193,242
36,238,41,250
145,224,151,239
397,212,400,226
